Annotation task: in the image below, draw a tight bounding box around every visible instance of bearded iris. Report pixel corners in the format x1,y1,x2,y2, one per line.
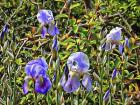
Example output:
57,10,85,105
23,58,52,94
60,52,92,93
101,27,123,54
37,9,59,38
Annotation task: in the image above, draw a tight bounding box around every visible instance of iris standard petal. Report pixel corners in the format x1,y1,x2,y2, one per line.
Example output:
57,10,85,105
48,24,60,36
67,52,89,73
41,26,47,38
82,74,92,91
63,72,80,93
112,68,117,80
31,64,46,77
25,58,48,77
37,58,48,71
35,76,52,94
37,9,54,25
119,44,124,55
106,27,122,41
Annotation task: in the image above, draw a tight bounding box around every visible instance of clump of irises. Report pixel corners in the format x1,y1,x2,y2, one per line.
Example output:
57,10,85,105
60,52,92,93
23,58,52,94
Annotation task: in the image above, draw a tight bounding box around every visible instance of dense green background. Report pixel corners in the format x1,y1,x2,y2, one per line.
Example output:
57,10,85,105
0,0,140,105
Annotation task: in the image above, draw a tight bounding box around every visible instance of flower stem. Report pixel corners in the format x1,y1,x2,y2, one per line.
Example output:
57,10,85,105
99,62,103,105
34,92,37,105
107,53,112,105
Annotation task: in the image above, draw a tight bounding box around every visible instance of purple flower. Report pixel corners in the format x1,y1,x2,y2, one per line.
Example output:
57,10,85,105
23,58,52,94
101,27,122,51
37,10,54,25
37,9,59,37
60,52,92,93
82,74,92,91
106,27,122,41
67,52,90,73
103,89,110,101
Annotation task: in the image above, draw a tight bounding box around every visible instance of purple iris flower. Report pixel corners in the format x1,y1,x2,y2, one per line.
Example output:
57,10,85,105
60,52,92,93
101,27,122,51
0,24,8,41
37,9,59,38
23,58,52,94
103,89,110,101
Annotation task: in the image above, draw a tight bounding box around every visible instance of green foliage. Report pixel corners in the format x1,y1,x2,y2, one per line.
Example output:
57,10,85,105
0,0,140,105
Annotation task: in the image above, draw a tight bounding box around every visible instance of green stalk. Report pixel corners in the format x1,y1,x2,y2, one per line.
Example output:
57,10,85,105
70,93,74,105
99,64,103,105
121,57,125,105
34,92,37,105
107,53,112,105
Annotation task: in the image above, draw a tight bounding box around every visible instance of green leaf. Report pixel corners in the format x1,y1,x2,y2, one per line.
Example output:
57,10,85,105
70,3,80,10
16,58,22,65
55,14,68,20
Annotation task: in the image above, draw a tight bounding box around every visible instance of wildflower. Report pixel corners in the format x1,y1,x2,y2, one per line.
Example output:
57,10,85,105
37,9,59,38
67,52,90,73
60,52,92,93
0,24,8,41
23,58,52,94
101,27,122,51
103,89,110,101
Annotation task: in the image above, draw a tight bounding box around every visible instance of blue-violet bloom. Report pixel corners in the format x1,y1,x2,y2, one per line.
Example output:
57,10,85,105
37,9,59,38
60,52,92,93
23,58,52,94
102,27,122,51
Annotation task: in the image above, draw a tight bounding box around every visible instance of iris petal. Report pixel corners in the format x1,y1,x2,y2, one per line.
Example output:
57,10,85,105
67,52,89,73
82,74,92,91
25,58,48,77
23,76,29,94
106,27,122,41
35,76,52,94
37,10,54,25
63,72,80,93
41,26,47,38
48,24,60,36
60,74,67,87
